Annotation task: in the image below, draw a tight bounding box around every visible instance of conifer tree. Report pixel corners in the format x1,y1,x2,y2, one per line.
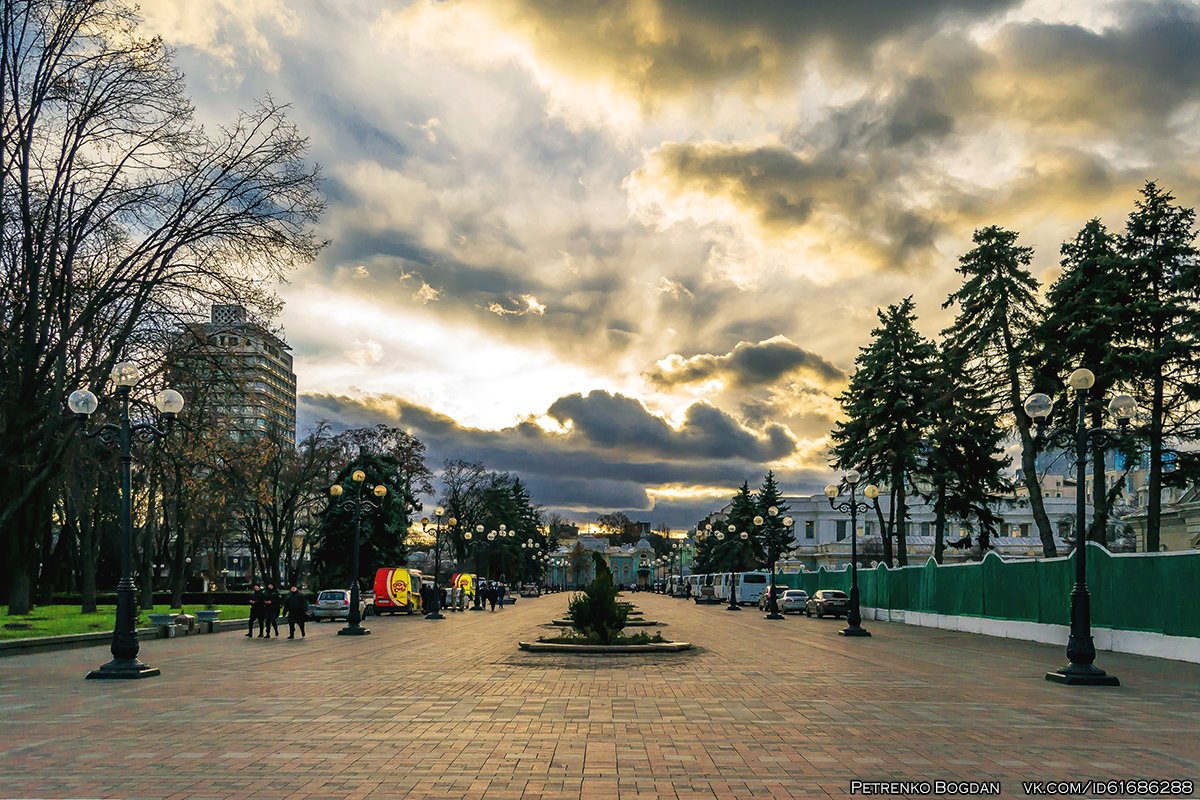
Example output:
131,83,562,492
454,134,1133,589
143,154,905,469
831,297,935,566
942,226,1056,555
920,343,1010,561
754,471,792,576
1031,219,1132,544
1118,183,1200,552
717,482,763,572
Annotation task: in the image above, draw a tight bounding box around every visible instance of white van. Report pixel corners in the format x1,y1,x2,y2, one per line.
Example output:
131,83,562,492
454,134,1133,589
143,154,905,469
712,572,769,605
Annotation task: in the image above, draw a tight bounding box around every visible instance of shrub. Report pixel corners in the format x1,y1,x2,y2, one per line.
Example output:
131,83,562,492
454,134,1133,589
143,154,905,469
566,552,627,644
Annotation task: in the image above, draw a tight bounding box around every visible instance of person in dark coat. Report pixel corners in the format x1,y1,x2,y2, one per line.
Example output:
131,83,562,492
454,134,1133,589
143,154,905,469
486,583,497,611
284,586,308,639
263,583,281,639
247,584,264,638
497,582,506,609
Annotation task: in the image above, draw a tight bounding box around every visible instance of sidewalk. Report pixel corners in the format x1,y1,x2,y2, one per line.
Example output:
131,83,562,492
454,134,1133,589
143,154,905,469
0,593,1196,799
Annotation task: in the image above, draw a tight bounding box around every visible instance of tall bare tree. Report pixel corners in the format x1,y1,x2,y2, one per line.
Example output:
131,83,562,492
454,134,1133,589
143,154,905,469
0,0,323,612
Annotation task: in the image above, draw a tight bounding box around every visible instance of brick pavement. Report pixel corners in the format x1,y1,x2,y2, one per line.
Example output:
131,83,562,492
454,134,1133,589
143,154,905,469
0,593,1197,799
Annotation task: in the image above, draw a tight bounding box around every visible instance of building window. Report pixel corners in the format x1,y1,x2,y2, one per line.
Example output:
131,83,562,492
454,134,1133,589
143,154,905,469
1020,523,1030,538
805,520,815,539
920,522,930,537
836,520,847,541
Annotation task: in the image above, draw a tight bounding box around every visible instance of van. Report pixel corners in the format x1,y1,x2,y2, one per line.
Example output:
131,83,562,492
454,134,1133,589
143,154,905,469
373,567,420,615
712,571,769,605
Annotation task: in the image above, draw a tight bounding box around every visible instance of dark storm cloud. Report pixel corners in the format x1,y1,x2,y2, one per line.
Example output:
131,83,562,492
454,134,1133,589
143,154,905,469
976,2,1200,131
647,338,845,390
296,391,817,526
448,0,1018,104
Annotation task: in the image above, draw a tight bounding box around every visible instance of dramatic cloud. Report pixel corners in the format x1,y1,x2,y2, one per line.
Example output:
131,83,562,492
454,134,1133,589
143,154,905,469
147,0,1200,528
647,337,845,390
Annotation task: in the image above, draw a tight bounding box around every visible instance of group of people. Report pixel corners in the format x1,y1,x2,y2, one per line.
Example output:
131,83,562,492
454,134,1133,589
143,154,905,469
475,580,507,610
247,583,310,639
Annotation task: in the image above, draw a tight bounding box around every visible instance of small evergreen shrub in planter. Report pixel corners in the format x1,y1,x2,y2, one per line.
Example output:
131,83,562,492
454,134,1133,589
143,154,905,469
566,553,628,644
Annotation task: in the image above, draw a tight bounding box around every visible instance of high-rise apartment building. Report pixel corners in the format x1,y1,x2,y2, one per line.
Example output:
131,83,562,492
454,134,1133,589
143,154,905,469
173,304,297,446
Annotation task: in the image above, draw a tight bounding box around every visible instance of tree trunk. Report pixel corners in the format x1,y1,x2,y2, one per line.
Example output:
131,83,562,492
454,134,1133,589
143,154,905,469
5,483,47,614
80,502,98,614
1089,406,1109,544
1146,372,1164,552
874,497,893,567
895,474,909,567
141,473,157,610
933,480,946,564
1002,318,1056,555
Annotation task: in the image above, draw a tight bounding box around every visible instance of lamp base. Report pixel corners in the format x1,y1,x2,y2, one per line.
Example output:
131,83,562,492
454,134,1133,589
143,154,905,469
765,612,784,620
470,606,486,612
86,658,160,680
1045,663,1119,686
337,625,371,636
839,625,871,637
725,605,741,611
425,612,445,620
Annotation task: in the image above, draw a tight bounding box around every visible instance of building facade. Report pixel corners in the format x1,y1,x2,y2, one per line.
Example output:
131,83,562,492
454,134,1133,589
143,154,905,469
698,492,1076,570
174,304,297,446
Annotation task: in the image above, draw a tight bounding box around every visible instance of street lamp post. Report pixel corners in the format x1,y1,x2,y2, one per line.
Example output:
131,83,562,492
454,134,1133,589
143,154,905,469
761,507,792,620
1024,368,1134,686
467,525,486,610
329,470,387,636
424,507,454,620
717,526,748,610
70,363,183,680
825,470,878,637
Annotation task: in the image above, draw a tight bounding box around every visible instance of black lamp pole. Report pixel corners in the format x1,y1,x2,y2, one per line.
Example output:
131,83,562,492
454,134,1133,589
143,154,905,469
426,507,448,620
1026,369,1133,686
825,472,876,637
71,367,182,680
763,509,789,621
468,526,486,610
330,471,386,636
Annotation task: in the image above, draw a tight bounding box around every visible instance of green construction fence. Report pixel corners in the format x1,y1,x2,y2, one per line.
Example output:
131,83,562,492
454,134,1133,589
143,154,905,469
773,545,1200,639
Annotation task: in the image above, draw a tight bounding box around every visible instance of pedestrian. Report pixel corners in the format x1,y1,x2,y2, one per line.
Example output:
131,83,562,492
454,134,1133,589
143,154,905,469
497,582,506,609
487,583,497,611
247,583,264,638
263,582,281,639
284,586,308,639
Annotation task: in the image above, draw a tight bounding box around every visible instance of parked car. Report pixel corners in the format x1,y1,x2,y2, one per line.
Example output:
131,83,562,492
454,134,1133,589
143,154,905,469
805,589,850,618
312,588,374,621
757,584,790,611
779,589,809,614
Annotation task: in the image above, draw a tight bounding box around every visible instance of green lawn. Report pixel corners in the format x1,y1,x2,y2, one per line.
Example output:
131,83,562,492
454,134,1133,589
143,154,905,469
0,604,250,640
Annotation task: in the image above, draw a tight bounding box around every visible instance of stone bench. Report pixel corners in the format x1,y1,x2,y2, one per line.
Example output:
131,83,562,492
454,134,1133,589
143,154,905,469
194,609,221,633
145,612,197,638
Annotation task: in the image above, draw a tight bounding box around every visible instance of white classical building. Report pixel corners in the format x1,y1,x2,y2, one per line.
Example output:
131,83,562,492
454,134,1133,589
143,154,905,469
698,492,1076,570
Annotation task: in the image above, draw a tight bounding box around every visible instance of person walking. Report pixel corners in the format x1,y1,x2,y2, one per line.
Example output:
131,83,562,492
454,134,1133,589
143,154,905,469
284,586,308,639
486,583,497,611
247,584,264,638
263,582,281,639
497,582,506,609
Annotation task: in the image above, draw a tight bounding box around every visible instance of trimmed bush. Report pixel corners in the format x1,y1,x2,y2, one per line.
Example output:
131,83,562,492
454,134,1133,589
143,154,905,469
566,552,628,644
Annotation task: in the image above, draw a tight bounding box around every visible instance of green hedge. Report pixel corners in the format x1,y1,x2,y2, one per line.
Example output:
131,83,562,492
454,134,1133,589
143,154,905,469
792,545,1200,638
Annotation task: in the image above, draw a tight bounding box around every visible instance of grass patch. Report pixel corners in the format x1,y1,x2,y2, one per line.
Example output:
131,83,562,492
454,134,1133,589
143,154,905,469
0,604,249,640
536,631,668,646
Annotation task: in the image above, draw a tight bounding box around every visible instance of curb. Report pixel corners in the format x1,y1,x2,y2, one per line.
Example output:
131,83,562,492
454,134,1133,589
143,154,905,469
550,619,659,627
0,617,252,658
518,641,691,653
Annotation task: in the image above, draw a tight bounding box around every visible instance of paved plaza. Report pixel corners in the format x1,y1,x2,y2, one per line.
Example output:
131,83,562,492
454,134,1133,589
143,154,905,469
0,593,1197,799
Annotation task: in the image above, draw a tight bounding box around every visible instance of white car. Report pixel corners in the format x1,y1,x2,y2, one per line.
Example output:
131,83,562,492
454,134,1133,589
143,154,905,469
312,588,373,621
779,589,809,614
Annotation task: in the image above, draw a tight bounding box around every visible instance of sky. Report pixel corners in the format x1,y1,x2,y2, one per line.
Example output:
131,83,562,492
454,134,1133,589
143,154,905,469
142,0,1200,530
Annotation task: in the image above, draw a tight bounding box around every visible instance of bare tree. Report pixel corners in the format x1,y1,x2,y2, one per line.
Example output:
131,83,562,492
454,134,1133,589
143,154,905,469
0,0,323,612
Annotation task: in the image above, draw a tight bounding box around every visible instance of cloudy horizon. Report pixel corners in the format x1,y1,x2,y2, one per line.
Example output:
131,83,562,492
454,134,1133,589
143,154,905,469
145,0,1200,530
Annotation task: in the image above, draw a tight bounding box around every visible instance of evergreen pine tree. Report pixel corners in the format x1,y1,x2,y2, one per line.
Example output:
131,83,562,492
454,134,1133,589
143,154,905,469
942,226,1056,555
831,297,935,566
718,482,763,573
754,471,792,576
1118,182,1200,552
1031,219,1132,544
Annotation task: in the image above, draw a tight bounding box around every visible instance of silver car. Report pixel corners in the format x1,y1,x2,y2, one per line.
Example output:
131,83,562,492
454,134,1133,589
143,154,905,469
312,589,372,621
779,589,809,614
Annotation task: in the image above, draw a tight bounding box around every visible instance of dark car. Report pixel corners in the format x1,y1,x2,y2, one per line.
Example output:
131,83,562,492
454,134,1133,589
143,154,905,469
757,584,790,611
805,589,850,618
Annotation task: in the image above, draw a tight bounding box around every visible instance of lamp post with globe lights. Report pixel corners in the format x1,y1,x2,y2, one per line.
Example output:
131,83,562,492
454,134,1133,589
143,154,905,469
70,362,184,680
824,470,878,637
716,527,749,610
466,525,487,610
329,470,387,636
760,507,793,620
1024,367,1135,686
422,507,455,620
